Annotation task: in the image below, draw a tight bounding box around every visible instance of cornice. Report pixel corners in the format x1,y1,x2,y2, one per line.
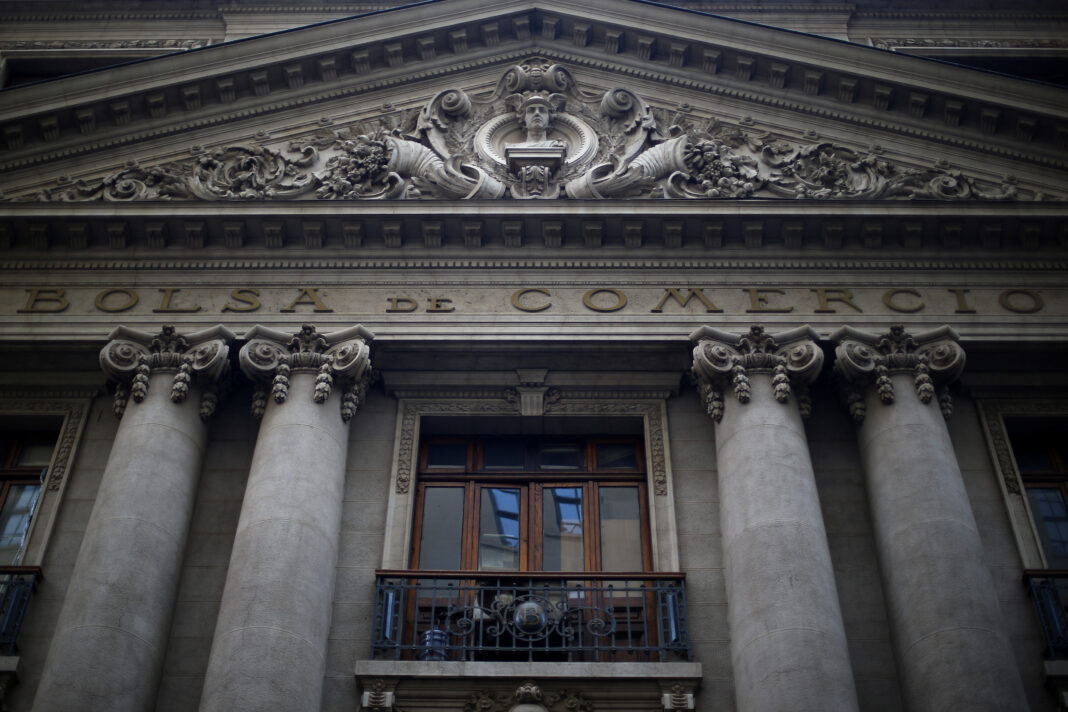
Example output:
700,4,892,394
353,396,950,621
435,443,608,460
1,2,1066,180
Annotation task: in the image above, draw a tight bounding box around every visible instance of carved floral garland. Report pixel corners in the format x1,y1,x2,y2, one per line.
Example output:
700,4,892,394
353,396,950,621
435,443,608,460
11,59,1046,203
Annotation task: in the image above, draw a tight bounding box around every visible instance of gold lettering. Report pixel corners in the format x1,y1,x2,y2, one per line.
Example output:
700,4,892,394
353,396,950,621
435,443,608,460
386,297,418,313
882,288,924,314
744,288,793,313
427,297,455,313
280,287,333,313
999,289,1044,314
948,288,977,314
153,288,202,314
812,288,862,314
511,288,551,313
582,288,627,313
651,288,723,314
95,288,139,313
222,288,261,313
18,288,69,313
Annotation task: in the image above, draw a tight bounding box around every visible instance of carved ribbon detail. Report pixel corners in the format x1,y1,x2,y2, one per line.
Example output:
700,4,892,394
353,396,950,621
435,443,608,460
238,323,373,421
831,324,965,423
691,324,823,422
99,324,235,420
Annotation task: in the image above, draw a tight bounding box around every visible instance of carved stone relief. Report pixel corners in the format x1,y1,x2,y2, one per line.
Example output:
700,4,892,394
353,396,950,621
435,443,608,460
691,324,822,423
14,58,1050,202
100,324,235,420
832,324,965,423
238,323,373,421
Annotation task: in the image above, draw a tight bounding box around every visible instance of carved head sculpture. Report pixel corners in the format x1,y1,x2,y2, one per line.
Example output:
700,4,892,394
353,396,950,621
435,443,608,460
506,92,566,141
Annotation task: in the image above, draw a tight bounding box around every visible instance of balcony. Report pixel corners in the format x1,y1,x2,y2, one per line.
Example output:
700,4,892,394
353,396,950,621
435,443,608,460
0,567,41,656
1026,570,1068,658
370,570,691,663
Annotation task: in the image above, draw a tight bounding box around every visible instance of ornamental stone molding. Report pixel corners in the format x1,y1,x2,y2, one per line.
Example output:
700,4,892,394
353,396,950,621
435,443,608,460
239,322,373,421
690,324,822,422
831,323,965,423
13,58,1051,203
99,323,234,419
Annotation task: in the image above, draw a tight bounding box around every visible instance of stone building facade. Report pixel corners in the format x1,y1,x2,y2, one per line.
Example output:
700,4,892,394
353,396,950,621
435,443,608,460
0,1,1067,710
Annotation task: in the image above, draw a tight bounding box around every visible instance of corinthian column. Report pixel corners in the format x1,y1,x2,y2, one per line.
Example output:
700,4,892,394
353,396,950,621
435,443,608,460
34,325,234,712
199,324,372,712
831,325,1027,711
691,325,858,712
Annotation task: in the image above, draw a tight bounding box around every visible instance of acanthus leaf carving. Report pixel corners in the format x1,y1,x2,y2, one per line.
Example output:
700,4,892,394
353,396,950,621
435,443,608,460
19,58,1051,203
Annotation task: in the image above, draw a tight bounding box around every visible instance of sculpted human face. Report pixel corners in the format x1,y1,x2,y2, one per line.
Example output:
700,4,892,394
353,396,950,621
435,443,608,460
524,103,549,130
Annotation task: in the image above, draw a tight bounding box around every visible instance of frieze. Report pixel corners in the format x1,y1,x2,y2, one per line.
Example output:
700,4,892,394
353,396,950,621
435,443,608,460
871,38,1067,50
15,60,1044,203
1,39,210,50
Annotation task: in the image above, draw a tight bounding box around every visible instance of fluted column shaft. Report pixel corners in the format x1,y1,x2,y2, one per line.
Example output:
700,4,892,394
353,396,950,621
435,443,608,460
199,324,371,712
693,325,858,712
833,325,1027,711
34,325,232,712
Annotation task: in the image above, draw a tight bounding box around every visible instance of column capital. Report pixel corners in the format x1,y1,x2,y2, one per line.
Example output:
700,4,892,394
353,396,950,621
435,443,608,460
99,324,235,418
690,324,823,422
830,324,965,421
239,323,374,420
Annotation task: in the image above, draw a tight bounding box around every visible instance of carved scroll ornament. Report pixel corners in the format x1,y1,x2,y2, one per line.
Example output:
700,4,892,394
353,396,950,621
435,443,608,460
831,324,964,423
100,324,235,420
16,58,1046,203
690,324,822,422
239,323,373,421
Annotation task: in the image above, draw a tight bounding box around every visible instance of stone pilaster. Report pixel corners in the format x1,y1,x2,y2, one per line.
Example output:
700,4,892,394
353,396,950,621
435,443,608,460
33,324,233,712
831,324,1027,711
691,325,858,712
199,324,372,712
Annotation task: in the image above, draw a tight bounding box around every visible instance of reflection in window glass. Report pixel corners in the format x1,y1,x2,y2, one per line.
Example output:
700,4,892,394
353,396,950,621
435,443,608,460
596,443,637,470
418,487,464,569
600,487,643,572
0,484,40,564
543,487,584,571
479,488,521,570
539,443,583,471
1028,487,1068,568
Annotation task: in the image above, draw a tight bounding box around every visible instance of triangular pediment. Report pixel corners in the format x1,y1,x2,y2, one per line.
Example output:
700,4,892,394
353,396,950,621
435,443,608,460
1,0,1066,203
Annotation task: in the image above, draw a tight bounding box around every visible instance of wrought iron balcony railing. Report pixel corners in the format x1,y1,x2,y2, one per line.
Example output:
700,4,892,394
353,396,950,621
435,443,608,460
1025,570,1068,658
0,567,41,656
371,570,690,663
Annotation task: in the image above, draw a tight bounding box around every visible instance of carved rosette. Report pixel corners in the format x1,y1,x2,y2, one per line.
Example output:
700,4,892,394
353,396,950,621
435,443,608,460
831,324,965,423
99,324,235,420
690,324,823,423
238,323,373,421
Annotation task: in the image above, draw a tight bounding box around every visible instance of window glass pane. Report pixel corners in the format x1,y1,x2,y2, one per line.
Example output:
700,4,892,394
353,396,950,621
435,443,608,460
482,440,526,470
479,488,521,571
425,442,467,470
16,442,54,468
1027,487,1068,568
543,487,584,571
418,487,464,569
0,484,40,565
538,443,583,471
600,487,643,572
596,443,638,470
1015,444,1056,473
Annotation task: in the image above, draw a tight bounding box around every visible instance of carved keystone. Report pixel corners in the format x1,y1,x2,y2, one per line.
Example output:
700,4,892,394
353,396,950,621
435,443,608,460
831,324,964,423
691,324,822,422
239,324,373,421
